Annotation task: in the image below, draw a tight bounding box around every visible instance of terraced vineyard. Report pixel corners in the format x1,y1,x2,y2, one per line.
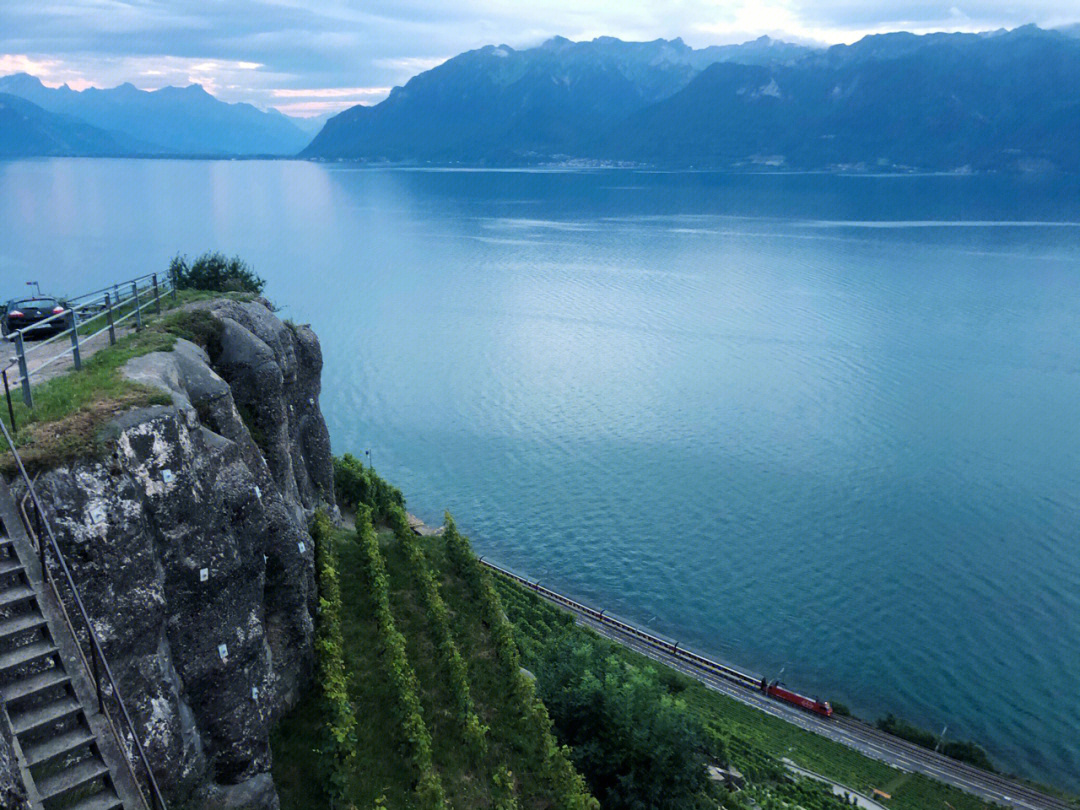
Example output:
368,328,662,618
271,507,595,810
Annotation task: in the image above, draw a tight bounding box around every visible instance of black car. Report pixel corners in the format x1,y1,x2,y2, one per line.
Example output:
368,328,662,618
2,297,72,338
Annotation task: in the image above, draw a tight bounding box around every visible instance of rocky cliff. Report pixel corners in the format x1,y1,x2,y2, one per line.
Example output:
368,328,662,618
0,707,30,810
16,299,336,809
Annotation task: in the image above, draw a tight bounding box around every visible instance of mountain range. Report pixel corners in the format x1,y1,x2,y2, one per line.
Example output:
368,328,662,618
0,73,309,156
305,26,1080,172
0,92,138,157
2,25,1077,170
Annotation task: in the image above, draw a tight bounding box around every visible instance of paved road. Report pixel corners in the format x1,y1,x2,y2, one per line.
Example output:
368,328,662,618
484,563,1075,810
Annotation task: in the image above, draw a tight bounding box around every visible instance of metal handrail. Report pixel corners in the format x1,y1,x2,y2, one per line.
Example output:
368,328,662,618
0,416,168,810
3,272,174,413
17,486,151,810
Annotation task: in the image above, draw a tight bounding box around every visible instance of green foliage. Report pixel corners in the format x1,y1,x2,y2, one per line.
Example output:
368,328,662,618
356,506,447,810
535,637,715,810
311,510,360,807
169,251,266,294
876,714,996,771
494,574,1008,810
443,514,598,810
388,506,489,759
334,453,405,522
492,766,520,810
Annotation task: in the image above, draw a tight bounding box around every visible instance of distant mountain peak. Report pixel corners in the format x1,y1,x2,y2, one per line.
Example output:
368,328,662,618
0,72,46,92
0,73,310,156
543,35,572,48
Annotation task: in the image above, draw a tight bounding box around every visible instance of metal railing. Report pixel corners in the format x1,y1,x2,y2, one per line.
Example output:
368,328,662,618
0,416,167,810
2,271,176,417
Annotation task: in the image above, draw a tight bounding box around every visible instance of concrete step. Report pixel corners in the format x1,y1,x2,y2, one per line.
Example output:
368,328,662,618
0,479,139,810
24,727,96,769
0,638,58,674
2,665,71,704
10,694,81,736
0,611,48,642
0,583,36,610
36,756,110,803
63,789,124,810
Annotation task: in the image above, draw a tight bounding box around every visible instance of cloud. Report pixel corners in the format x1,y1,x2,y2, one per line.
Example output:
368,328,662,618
271,87,390,98
0,0,1077,115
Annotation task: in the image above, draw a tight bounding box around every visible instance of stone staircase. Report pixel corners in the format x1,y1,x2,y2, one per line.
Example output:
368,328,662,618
0,514,127,810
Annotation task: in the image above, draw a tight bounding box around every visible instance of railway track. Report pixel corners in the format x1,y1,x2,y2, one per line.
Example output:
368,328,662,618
480,558,1075,810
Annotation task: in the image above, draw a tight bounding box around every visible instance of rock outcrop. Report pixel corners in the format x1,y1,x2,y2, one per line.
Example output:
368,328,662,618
16,300,336,809
0,709,30,810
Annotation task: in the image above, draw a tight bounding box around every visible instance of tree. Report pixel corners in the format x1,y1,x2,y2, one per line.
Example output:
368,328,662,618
535,637,715,810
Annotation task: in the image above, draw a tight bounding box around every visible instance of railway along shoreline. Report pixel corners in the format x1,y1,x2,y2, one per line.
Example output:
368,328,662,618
467,553,1073,810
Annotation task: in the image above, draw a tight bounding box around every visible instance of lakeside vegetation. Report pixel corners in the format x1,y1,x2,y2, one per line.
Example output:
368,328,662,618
494,575,1017,810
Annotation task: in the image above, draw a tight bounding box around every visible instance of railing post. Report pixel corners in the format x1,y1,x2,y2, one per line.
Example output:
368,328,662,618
2,369,14,435
93,645,103,712
132,282,143,331
152,273,162,315
36,504,45,571
105,293,117,345
13,332,33,409
68,308,82,371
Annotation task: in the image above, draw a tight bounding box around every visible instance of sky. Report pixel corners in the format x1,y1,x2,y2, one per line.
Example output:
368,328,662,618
1,1,1078,117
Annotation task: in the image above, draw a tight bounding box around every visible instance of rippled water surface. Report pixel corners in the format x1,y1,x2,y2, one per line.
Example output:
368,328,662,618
3,160,1079,789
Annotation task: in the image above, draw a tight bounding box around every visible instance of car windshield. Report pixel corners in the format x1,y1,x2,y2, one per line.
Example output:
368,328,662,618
11,298,59,309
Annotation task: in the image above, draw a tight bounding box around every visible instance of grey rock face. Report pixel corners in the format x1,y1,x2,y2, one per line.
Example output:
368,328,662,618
20,301,336,809
189,299,337,525
0,708,30,810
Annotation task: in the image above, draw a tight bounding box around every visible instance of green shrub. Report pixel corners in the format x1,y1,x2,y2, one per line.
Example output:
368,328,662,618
877,715,995,771
492,766,520,810
334,453,404,522
310,510,359,806
388,506,489,759
442,513,597,810
169,251,266,294
356,506,447,810
535,637,714,810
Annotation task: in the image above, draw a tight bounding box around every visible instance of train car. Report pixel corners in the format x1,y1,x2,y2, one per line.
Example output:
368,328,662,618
760,678,833,717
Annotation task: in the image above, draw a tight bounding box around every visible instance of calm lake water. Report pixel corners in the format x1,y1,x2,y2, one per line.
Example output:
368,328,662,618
2,159,1079,790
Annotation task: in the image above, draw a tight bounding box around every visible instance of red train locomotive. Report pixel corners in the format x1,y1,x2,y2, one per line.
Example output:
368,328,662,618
760,678,833,717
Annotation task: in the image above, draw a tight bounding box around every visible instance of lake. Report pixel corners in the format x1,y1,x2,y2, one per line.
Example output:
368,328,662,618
2,159,1079,790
